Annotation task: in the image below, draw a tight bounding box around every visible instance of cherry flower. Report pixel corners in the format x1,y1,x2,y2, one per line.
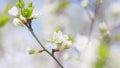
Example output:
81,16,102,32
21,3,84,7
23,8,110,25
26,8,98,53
45,43,58,52
46,30,72,51
20,15,27,23
13,18,22,26
8,6,18,17
99,22,108,31
52,31,63,43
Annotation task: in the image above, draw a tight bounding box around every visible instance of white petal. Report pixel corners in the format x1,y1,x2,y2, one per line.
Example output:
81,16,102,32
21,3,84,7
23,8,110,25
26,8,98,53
20,15,26,22
99,22,108,31
13,18,21,26
45,43,57,50
8,6,18,16
32,8,41,18
67,41,72,46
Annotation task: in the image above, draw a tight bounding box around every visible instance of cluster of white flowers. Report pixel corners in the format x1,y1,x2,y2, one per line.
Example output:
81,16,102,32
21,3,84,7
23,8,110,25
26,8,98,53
8,6,40,26
45,30,72,51
99,22,111,42
8,6,22,26
98,22,110,35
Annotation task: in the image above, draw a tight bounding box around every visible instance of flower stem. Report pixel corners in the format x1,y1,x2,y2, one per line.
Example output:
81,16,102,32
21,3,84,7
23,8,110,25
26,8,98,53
27,26,63,68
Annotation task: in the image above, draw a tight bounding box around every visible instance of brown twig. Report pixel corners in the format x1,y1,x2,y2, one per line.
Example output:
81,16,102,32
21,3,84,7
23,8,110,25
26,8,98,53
24,22,64,68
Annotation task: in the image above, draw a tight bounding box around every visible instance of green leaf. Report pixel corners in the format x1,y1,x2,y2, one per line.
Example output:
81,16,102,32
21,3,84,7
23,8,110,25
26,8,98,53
19,0,24,8
98,42,108,61
57,42,63,46
16,2,21,8
95,42,109,68
95,59,105,68
21,7,33,18
28,2,33,8
16,0,24,9
64,45,70,49
0,15,9,28
68,35,74,42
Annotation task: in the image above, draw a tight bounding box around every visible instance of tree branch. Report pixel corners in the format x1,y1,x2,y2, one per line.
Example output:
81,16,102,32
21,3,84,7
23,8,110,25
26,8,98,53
88,1,101,38
24,24,63,68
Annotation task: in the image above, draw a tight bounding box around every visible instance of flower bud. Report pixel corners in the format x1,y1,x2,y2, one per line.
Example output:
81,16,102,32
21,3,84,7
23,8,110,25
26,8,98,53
26,48,37,55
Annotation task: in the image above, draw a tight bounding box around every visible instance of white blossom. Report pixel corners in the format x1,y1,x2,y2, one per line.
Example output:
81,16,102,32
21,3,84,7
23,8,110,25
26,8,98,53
99,22,108,31
53,31,72,46
31,8,41,18
20,15,26,23
63,40,72,46
45,43,58,51
8,6,18,17
46,30,72,50
13,18,22,26
53,31,63,43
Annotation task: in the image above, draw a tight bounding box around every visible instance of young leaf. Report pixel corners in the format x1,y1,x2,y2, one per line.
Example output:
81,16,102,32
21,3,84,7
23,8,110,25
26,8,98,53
16,0,24,9
28,2,33,8
68,35,74,42
0,15,9,28
21,8,33,18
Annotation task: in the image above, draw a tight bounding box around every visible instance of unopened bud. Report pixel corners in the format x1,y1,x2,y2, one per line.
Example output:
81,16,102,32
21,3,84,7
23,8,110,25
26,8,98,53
27,48,37,55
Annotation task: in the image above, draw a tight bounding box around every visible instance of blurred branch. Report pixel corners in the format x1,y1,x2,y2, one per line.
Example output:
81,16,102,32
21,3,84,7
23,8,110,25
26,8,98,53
88,1,101,37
